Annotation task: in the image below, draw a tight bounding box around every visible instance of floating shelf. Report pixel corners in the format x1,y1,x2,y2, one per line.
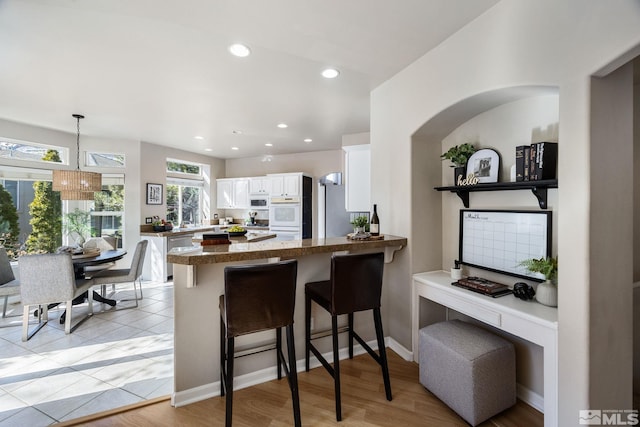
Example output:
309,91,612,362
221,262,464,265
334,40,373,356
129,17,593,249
434,179,558,209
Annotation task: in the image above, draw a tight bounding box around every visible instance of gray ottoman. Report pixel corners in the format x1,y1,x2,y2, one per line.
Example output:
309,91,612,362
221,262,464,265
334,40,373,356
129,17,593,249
419,320,516,426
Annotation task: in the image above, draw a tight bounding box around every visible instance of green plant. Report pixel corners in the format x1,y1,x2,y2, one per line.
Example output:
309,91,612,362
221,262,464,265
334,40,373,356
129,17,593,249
440,143,476,167
64,208,91,245
519,256,558,282
351,216,369,228
25,149,63,253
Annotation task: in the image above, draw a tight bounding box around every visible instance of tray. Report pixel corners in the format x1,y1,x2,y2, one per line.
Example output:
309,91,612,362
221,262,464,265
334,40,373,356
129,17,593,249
71,248,101,259
346,233,385,241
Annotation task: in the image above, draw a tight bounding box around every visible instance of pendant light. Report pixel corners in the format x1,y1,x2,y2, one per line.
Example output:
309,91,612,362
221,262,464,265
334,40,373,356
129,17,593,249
52,114,102,200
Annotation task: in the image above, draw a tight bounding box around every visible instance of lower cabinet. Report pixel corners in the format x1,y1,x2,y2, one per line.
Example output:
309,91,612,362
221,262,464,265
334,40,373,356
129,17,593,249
142,233,194,282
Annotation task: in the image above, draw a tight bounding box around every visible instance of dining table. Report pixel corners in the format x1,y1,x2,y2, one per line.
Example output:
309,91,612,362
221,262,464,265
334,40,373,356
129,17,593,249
38,249,128,323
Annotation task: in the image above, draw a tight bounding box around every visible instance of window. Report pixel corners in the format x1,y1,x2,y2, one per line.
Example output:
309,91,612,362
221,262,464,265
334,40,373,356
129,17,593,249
0,137,67,164
166,179,202,226
86,152,125,167
84,175,125,248
167,159,201,176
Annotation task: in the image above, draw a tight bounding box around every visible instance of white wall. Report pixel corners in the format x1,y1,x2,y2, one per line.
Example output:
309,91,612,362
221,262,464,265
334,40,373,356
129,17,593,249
0,118,226,266
371,1,640,425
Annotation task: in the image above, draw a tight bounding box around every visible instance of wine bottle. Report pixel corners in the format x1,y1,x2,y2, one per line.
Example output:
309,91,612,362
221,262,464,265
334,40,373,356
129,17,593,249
370,204,380,236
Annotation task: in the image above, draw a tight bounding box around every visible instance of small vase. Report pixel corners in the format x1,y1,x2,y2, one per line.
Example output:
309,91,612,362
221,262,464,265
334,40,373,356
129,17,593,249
354,226,365,235
535,280,557,307
454,166,466,185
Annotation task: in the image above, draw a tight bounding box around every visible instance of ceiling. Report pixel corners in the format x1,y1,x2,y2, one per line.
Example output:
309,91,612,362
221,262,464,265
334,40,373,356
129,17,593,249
0,0,498,160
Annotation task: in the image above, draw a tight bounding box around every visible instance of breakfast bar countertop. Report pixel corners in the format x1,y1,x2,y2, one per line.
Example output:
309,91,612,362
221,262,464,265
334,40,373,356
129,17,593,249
167,235,408,265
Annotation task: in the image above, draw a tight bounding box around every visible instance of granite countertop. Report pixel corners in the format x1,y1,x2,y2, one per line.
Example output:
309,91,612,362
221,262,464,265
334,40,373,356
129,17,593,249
167,235,407,265
192,232,277,243
140,226,219,237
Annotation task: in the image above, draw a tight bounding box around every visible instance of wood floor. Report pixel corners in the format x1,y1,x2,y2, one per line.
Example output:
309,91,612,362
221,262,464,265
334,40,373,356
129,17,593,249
64,350,543,427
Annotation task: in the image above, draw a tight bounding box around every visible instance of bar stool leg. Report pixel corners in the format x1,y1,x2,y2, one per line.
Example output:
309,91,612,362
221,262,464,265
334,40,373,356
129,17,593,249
276,327,283,380
374,307,392,401
305,293,311,372
348,312,354,359
225,337,235,427
332,314,342,421
220,314,226,397
286,324,302,427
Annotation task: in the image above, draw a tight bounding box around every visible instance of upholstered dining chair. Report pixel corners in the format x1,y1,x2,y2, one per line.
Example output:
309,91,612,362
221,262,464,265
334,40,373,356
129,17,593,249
89,240,148,309
0,247,20,319
19,252,95,341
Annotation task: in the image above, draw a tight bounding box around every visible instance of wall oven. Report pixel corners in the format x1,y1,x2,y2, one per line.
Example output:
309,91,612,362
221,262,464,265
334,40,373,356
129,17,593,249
269,197,301,228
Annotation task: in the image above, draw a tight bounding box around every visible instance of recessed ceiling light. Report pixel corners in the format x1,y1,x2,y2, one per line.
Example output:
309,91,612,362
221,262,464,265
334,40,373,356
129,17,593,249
204,148,213,152
277,123,288,129
229,43,251,57
231,146,239,150
265,143,273,147
232,130,243,135
304,138,312,143
194,135,204,140
321,68,340,79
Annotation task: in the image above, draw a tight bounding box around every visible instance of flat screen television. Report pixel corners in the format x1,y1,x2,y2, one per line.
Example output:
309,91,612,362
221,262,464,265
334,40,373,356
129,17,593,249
459,209,552,281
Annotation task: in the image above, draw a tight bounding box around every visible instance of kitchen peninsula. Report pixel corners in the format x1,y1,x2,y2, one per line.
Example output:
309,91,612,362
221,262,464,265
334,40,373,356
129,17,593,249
168,235,407,406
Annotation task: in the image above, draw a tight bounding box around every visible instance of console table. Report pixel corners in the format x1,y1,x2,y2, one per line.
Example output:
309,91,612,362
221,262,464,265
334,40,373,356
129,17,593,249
412,271,558,427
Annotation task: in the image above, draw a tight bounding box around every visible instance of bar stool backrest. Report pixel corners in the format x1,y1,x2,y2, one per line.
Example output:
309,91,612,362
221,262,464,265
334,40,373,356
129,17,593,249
331,252,384,315
223,259,298,338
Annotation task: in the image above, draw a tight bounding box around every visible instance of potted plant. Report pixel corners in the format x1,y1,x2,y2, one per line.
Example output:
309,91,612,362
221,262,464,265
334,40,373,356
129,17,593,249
351,216,369,235
519,256,558,307
64,208,91,246
441,143,476,184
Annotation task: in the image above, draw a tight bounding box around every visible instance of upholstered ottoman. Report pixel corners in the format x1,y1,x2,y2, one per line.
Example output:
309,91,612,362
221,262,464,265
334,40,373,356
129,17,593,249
419,320,516,426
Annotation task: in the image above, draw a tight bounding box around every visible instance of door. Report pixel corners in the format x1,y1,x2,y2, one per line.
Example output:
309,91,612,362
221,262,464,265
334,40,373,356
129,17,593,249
269,203,301,228
283,175,300,196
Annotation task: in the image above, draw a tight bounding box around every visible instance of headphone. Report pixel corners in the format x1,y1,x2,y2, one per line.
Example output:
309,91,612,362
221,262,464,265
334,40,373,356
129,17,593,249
513,282,535,300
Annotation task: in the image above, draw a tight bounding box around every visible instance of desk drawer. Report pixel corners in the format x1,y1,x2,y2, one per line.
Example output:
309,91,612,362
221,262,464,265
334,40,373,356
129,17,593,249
423,285,502,327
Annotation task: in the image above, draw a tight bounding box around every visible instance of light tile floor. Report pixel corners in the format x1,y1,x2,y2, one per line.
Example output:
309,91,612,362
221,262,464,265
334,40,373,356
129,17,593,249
0,280,174,426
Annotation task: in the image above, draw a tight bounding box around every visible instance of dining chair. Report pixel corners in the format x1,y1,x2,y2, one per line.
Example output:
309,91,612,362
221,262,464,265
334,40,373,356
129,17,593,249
305,251,391,421
0,247,20,319
220,260,301,427
19,252,95,341
89,240,148,309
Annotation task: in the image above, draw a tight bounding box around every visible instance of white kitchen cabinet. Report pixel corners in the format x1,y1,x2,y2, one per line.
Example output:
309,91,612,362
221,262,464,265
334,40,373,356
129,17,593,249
233,178,250,208
343,144,371,212
216,179,234,209
269,173,300,197
249,176,271,195
216,178,250,209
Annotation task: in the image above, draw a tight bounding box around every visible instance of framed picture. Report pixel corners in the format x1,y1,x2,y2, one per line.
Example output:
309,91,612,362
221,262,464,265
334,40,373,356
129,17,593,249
466,148,500,183
146,183,163,205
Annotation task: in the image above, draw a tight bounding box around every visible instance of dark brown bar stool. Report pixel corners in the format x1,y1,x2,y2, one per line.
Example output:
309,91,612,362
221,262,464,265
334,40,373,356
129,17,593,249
219,260,301,427
304,252,391,421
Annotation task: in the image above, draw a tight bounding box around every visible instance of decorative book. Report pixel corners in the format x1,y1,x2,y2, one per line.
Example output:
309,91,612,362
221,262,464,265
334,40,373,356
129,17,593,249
452,277,512,297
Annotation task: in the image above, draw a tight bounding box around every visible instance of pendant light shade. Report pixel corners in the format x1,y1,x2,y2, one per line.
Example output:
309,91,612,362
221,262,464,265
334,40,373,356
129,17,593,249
52,114,101,200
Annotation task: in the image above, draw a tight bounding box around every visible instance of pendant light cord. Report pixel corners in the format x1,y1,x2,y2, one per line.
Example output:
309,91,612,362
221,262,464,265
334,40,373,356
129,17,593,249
72,113,84,171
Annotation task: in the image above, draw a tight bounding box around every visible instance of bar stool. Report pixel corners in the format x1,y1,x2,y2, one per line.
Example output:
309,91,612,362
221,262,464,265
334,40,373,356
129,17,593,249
219,260,301,427
304,252,391,421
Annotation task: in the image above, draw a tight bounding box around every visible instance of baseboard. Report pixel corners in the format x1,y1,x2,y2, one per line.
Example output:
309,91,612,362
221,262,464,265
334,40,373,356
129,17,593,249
516,383,544,413
386,336,413,361
173,336,405,407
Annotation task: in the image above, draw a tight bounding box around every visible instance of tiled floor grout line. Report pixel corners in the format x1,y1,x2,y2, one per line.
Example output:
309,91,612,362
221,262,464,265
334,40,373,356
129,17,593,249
0,280,174,426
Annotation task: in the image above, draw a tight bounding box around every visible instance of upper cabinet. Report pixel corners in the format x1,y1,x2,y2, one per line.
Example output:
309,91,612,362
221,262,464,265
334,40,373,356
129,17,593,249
343,144,371,212
216,178,249,209
269,173,301,197
249,177,272,195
